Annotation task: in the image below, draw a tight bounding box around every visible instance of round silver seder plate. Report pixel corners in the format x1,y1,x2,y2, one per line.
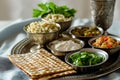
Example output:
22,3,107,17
11,38,120,80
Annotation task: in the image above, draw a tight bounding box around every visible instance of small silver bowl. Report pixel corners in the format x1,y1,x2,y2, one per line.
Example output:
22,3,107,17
42,18,72,33
69,26,104,46
24,22,61,48
65,48,109,73
89,35,120,55
47,38,85,56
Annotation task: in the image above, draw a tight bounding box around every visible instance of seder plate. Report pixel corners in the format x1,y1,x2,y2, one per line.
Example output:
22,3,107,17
11,38,120,80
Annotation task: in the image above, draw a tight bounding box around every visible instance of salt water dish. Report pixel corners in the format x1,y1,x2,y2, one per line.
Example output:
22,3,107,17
47,38,85,56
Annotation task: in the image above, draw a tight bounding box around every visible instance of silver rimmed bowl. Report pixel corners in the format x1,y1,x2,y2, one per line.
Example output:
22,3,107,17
89,35,120,55
47,37,85,56
65,48,109,73
69,26,104,46
23,21,61,52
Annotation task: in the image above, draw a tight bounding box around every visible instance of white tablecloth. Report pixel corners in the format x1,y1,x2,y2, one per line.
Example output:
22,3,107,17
0,18,120,80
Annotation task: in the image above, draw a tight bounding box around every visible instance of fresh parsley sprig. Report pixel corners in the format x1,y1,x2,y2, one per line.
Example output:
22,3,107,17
33,2,76,18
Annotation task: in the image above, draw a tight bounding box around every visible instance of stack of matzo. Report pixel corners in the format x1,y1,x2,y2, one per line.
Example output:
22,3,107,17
9,49,76,80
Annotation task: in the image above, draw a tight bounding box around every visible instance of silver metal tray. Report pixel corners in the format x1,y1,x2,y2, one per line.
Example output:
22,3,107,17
11,38,120,80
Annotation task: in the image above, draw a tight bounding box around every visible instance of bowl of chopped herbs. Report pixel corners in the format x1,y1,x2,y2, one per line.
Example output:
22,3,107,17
33,2,76,33
65,48,109,73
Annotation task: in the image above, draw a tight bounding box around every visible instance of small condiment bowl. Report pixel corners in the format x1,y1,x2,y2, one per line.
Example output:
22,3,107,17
88,35,120,55
65,48,109,73
69,26,104,46
47,37,85,56
24,21,61,48
43,14,73,33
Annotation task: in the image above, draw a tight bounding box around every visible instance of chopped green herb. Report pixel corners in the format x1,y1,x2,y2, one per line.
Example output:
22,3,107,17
68,51,104,66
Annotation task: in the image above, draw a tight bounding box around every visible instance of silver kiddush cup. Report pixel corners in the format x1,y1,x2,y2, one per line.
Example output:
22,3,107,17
90,0,116,32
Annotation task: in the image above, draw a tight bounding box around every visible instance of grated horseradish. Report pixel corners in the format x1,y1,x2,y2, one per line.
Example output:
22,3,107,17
54,40,81,51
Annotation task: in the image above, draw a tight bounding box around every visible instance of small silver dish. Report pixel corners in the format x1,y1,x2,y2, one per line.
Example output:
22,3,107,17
69,26,104,46
69,26,103,38
23,21,61,53
24,22,61,47
65,48,109,73
47,38,85,56
89,35,120,55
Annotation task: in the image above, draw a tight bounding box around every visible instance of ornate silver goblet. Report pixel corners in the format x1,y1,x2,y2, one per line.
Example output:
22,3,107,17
90,0,116,35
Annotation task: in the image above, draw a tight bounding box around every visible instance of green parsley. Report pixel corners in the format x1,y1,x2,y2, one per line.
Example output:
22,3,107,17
68,51,104,66
33,2,76,18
